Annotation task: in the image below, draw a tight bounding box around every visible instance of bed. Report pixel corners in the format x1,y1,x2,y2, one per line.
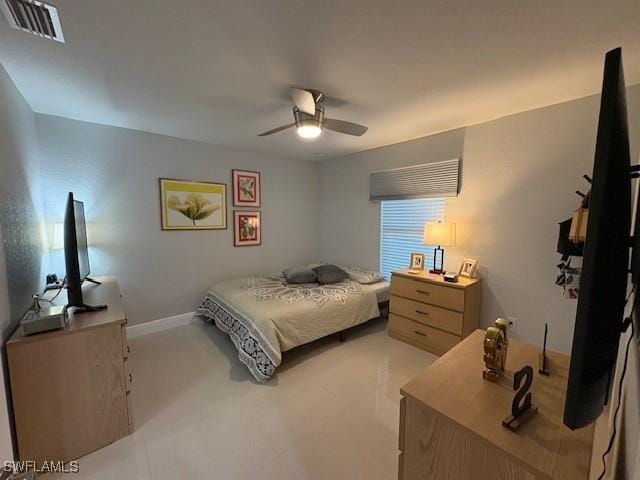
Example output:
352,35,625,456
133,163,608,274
196,266,390,382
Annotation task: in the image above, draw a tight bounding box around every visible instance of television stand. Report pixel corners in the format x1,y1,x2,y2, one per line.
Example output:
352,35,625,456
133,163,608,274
84,277,103,285
7,276,134,465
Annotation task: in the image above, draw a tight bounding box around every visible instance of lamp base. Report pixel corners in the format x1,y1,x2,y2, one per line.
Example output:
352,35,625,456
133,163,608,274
431,246,445,275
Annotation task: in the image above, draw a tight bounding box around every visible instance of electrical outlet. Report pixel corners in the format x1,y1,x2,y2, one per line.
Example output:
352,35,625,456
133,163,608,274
507,316,517,331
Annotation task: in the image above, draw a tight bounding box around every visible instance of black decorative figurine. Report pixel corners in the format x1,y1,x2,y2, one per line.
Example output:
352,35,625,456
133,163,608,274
502,365,538,432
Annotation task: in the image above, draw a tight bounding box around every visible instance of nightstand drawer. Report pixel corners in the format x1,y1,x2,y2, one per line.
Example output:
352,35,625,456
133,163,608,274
388,314,460,355
390,295,463,335
391,275,465,311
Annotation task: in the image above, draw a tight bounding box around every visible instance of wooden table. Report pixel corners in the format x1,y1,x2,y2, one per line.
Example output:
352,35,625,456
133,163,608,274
7,277,133,464
398,330,595,479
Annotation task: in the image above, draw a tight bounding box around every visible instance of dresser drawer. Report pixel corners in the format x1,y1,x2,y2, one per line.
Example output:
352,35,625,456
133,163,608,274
388,314,460,355
390,295,463,335
390,275,465,311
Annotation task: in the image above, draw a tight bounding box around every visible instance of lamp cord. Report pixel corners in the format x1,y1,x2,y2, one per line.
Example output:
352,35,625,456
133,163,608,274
596,285,637,480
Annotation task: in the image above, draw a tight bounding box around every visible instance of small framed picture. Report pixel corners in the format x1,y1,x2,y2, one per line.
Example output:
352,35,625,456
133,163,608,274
234,211,261,246
458,258,478,278
409,252,425,273
232,169,261,207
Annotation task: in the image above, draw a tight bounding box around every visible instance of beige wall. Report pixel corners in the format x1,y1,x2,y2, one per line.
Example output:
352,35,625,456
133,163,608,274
0,63,47,461
320,85,640,354
36,115,320,325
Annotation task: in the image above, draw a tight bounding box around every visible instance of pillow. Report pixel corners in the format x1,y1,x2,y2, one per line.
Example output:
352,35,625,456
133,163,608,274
312,264,348,285
339,265,385,284
283,266,317,284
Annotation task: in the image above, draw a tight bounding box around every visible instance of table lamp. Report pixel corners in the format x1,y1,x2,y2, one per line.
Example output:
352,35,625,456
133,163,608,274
423,222,456,274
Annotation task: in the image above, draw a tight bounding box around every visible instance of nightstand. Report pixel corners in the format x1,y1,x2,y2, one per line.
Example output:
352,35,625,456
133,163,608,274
388,269,482,355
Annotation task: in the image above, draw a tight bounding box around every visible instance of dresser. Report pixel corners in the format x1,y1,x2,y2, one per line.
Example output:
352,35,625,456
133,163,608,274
388,269,481,355
398,330,595,479
7,276,133,464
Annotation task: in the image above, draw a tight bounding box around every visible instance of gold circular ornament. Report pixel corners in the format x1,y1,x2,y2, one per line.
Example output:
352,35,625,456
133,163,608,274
483,318,509,381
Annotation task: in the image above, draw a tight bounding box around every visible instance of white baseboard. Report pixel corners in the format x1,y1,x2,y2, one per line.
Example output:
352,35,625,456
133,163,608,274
126,311,198,338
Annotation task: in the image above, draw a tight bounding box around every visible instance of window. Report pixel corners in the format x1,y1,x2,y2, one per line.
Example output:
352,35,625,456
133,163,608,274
380,198,445,280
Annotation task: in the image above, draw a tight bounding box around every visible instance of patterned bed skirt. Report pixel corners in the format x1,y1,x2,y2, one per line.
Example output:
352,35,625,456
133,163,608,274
197,294,278,383
197,293,389,383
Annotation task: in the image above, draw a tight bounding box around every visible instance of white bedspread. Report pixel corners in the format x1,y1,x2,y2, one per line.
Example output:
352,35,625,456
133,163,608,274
197,272,387,382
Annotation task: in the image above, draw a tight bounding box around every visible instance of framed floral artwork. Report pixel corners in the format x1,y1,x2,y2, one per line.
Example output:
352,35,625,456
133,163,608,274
234,210,261,246
159,178,226,230
232,169,261,207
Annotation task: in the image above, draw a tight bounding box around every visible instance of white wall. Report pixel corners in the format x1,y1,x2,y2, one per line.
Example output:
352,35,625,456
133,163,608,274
36,115,320,325
0,63,47,461
319,85,640,354
447,88,639,353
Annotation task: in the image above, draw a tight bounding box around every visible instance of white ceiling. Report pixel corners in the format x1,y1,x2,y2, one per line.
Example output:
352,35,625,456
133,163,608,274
1,0,639,160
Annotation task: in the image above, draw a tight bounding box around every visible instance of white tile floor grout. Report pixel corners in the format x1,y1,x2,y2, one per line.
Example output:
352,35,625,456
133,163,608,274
45,316,437,480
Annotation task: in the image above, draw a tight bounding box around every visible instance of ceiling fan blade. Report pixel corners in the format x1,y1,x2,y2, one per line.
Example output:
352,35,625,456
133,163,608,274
323,118,368,136
258,123,295,136
290,87,316,115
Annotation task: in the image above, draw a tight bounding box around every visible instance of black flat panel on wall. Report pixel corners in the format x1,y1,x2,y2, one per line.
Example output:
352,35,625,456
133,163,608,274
564,47,632,430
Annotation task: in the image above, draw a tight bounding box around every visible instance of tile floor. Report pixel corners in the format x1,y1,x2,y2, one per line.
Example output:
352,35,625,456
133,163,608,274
47,316,437,479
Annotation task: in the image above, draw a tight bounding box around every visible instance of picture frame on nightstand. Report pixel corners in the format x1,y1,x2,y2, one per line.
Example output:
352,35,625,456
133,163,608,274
458,258,478,278
409,252,425,274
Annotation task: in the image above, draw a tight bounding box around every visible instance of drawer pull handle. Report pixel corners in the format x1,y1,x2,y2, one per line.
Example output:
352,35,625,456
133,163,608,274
414,330,427,337
127,345,130,354
415,310,429,316
129,373,133,383
416,289,430,295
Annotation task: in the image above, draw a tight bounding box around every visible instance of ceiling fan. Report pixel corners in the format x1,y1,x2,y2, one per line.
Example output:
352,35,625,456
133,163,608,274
258,87,368,139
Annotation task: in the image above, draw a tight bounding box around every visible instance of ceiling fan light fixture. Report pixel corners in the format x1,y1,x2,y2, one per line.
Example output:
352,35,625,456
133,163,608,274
257,88,367,138
296,120,322,139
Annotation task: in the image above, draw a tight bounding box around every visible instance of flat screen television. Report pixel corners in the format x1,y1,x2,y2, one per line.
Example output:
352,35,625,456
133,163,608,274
63,192,106,313
563,47,632,430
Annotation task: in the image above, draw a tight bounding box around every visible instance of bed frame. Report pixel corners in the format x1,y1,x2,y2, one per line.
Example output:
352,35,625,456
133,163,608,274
337,300,389,342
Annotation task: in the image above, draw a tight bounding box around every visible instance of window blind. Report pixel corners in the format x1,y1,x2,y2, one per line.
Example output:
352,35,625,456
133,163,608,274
380,198,445,280
369,158,460,201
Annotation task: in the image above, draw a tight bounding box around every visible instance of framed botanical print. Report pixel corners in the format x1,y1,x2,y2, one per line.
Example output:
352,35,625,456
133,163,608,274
234,210,261,246
232,169,261,207
159,178,226,230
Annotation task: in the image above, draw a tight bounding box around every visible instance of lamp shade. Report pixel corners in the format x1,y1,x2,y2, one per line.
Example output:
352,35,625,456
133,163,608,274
423,222,456,247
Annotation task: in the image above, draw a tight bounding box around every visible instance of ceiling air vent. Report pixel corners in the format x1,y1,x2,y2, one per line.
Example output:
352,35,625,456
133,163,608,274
0,0,64,42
